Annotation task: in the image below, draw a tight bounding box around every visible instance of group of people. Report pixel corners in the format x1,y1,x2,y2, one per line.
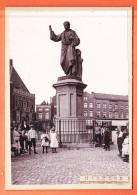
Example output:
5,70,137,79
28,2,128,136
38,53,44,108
11,120,58,157
116,127,129,163
94,123,129,162
94,123,111,151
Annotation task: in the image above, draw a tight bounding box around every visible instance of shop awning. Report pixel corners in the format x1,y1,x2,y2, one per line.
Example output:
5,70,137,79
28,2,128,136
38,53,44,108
112,120,128,126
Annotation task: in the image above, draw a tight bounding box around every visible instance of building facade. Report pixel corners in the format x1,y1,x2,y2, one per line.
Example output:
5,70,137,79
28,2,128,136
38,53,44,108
36,100,52,131
10,59,35,124
36,100,52,121
84,91,129,128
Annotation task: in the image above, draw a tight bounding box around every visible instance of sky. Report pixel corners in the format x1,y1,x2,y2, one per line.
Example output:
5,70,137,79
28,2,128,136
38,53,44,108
6,8,130,105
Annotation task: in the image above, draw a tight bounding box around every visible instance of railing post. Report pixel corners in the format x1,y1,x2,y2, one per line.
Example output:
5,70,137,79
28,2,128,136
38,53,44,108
93,119,95,144
59,120,62,147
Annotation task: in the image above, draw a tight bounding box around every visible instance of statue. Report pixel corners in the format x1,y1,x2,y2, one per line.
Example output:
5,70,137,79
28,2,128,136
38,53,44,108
49,21,83,78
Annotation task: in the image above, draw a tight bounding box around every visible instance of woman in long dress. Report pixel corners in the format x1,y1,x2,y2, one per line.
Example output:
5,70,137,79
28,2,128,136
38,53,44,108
12,126,21,156
50,126,58,153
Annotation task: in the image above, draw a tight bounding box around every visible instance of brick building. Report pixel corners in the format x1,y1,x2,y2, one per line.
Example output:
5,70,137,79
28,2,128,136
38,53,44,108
10,59,35,124
84,91,129,128
36,100,52,121
36,100,53,131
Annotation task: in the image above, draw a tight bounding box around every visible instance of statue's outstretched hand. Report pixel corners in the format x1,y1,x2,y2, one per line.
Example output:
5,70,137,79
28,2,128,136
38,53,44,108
49,25,52,31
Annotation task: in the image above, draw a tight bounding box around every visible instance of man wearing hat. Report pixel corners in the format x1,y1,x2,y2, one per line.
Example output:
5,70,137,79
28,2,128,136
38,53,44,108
28,124,38,155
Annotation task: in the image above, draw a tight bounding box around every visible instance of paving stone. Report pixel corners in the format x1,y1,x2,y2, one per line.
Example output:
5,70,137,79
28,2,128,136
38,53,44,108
11,144,129,185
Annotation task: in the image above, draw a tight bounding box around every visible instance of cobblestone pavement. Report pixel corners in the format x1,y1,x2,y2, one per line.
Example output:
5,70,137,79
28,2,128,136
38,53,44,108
11,143,129,185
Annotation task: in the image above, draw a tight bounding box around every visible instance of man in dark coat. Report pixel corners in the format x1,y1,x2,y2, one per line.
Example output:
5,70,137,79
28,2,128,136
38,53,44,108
21,120,30,152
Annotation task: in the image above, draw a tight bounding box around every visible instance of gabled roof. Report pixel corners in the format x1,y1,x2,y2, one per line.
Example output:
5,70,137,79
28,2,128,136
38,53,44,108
41,100,49,105
10,60,29,93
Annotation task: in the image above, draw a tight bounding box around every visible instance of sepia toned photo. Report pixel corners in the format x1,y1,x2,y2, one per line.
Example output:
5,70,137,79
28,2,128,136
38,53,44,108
5,7,132,190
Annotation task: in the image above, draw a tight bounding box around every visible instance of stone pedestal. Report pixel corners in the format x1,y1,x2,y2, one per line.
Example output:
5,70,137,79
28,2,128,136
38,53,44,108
53,75,87,136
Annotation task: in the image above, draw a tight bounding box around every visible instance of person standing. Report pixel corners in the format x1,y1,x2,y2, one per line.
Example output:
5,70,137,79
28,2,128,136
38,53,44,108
21,120,30,152
12,126,21,156
104,128,111,151
28,124,38,155
122,133,129,162
50,126,58,153
41,131,50,154
117,127,124,157
94,123,101,147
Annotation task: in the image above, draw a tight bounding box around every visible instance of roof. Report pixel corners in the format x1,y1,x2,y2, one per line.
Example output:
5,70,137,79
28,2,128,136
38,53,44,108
10,60,29,93
40,100,49,105
84,91,128,101
92,92,128,101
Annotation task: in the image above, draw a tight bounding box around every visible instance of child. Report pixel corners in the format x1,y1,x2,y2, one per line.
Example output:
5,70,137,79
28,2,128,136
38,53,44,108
122,133,129,163
28,124,38,155
41,131,49,154
50,126,58,153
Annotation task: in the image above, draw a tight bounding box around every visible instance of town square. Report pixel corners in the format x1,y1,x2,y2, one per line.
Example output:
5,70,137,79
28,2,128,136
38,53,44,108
6,7,132,188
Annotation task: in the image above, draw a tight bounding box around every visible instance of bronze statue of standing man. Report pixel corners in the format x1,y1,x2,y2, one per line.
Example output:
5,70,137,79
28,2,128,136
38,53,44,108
49,21,82,78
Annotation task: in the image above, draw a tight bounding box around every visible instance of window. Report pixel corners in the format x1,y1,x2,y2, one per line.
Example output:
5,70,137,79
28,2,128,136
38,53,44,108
84,103,88,108
24,102,27,108
103,112,106,118
103,104,106,109
29,113,32,121
126,105,128,109
89,102,93,108
45,108,49,111
20,100,23,107
16,100,19,106
45,113,49,119
121,112,124,118
109,104,112,109
97,121,102,126
89,111,93,117
84,96,87,101
121,105,123,109
126,113,129,119
16,111,20,122
39,108,42,111
27,102,29,108
115,104,118,109
109,112,112,118
39,113,42,119
97,111,101,118
115,112,118,118
86,120,93,126
84,111,87,117
97,103,100,109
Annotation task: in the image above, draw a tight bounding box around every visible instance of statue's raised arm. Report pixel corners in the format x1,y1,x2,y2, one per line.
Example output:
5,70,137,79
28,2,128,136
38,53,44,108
49,21,83,79
49,25,52,32
49,25,61,42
